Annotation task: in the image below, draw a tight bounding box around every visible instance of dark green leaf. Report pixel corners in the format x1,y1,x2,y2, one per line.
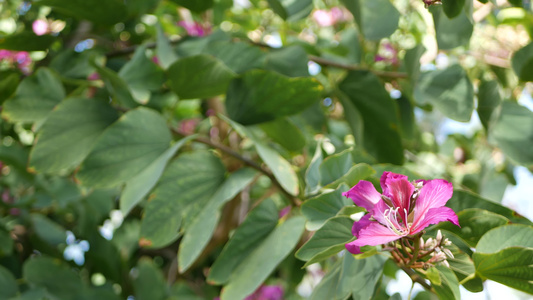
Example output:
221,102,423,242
443,0,465,19
207,199,279,285
267,0,313,20
31,214,67,246
171,0,214,12
156,24,178,70
265,46,309,77
491,101,533,166
448,252,483,293
77,108,172,188
304,140,323,196
339,70,404,164
432,266,461,300
0,72,19,104
36,0,127,26
414,64,474,122
140,151,226,248
29,98,119,174
0,227,13,256
342,0,400,40
319,149,352,186
301,187,353,231
220,216,305,300
477,79,502,131
2,68,65,123
0,265,17,298
178,168,257,272
325,163,375,189
432,7,473,50
91,62,138,108
205,41,266,74
133,258,168,300
511,41,533,81
225,69,322,125
260,118,306,152
168,54,236,100
0,31,55,51
295,216,354,266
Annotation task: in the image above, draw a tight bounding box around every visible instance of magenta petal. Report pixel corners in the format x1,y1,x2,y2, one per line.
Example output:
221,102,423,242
352,222,402,247
352,214,372,236
342,181,381,211
413,179,453,224
411,207,459,234
380,172,409,196
384,176,415,216
345,241,362,254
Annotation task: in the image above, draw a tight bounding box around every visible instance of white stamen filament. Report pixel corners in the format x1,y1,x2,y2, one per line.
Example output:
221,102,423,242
382,207,410,236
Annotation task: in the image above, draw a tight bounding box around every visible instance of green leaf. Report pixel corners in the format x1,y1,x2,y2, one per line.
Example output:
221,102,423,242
319,149,352,186
23,256,84,300
342,0,400,40
304,140,323,196
436,208,509,247
301,187,353,231
472,225,533,294
477,79,502,131
432,7,473,50
140,151,226,248
447,190,532,225
267,0,313,20
2,68,65,123
91,61,138,108
490,101,533,166
133,258,168,300
120,135,197,215
156,24,178,70
207,199,279,285
0,227,13,256
0,31,55,51
31,214,67,246
49,50,96,79
0,265,17,298
295,216,354,266
29,98,119,174
171,0,214,12
265,46,309,77
260,118,306,152
339,70,404,164
220,216,305,300
442,0,465,19
119,45,166,104
168,54,236,100
511,41,533,81
225,69,322,125
178,168,257,272
77,108,172,188
0,72,19,104
432,266,461,300
405,44,425,85
205,41,266,74
325,163,376,189
447,252,484,293
414,64,474,122
223,116,300,196
36,0,127,26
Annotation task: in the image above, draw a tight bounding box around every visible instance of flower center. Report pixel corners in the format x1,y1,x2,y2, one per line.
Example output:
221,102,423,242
383,207,411,236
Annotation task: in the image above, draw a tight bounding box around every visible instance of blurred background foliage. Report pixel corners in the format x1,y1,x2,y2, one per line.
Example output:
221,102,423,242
0,0,532,299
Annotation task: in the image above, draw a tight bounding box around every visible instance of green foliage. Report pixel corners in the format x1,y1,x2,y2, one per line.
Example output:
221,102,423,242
1,0,532,299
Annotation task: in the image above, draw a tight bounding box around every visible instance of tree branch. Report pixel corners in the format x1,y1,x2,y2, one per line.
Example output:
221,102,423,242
308,55,408,78
399,265,433,291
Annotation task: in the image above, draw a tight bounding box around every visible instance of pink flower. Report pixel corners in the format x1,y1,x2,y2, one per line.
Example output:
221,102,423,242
312,8,345,27
0,50,32,74
245,285,283,300
178,20,210,37
344,172,459,254
32,19,49,36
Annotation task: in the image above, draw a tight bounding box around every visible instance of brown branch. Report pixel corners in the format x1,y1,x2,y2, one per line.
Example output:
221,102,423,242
106,36,183,58
172,128,302,207
399,265,433,291
308,55,408,78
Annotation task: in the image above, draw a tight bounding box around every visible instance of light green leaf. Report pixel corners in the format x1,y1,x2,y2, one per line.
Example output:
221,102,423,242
140,151,226,248
156,24,178,69
168,54,236,100
339,70,404,164
2,68,65,123
92,62,138,108
448,252,483,293
267,0,313,20
225,69,322,125
0,265,17,299
319,149,352,186
178,168,257,272
296,216,354,266
511,41,533,81
304,140,323,196
120,135,197,215
207,199,279,285
476,224,533,253
119,45,166,104
77,108,172,188
490,101,533,166
220,216,305,300
29,98,119,174
265,46,309,77
204,41,266,74
301,187,353,231
432,7,473,50
260,118,306,152
414,64,474,122
325,163,376,190
342,0,400,40
36,0,127,26
433,266,461,300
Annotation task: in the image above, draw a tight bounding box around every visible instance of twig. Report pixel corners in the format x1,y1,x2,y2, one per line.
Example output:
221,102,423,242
106,36,183,58
308,55,408,78
399,265,433,291
172,128,302,207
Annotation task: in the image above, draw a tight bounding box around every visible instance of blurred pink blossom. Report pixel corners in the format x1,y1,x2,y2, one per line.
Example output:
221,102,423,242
374,42,399,66
279,206,291,218
178,20,210,37
245,285,284,300
152,55,160,66
32,19,49,36
0,50,32,74
312,8,345,27
179,118,200,135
